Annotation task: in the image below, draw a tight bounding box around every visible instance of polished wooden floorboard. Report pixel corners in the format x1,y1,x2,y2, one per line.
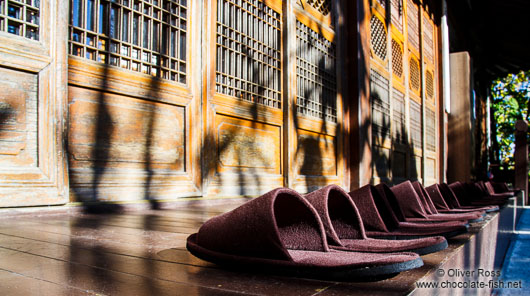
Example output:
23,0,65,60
0,200,467,295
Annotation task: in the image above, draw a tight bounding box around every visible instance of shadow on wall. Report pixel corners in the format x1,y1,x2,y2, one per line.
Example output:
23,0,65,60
366,0,420,187
66,0,351,212
370,85,419,186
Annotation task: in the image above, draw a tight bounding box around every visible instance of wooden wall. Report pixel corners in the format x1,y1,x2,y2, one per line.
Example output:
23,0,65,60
0,0,446,207
0,0,68,207
362,0,443,187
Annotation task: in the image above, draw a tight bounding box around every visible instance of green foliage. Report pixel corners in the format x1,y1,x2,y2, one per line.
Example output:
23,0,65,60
491,70,530,169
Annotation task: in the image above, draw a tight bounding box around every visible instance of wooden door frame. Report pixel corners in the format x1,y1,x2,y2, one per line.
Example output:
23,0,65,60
0,0,69,206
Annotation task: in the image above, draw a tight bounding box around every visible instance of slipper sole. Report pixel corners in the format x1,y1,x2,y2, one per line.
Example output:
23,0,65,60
186,233,423,280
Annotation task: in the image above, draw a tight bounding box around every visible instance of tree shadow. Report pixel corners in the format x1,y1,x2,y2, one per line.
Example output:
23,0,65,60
290,2,343,193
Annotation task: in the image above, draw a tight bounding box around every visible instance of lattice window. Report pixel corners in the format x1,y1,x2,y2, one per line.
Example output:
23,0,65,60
409,56,420,91
371,70,390,140
410,100,422,149
391,39,403,78
391,0,403,32
423,15,434,62
406,0,419,50
392,88,406,143
370,15,387,61
426,108,436,151
296,20,337,122
69,0,188,83
426,70,434,99
0,0,40,40
216,0,281,108
305,0,331,16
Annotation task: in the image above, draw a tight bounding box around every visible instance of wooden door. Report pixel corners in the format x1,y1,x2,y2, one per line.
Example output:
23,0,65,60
204,0,284,196
406,0,423,183
203,0,344,196
288,1,343,193
66,0,202,202
0,0,68,206
422,9,439,186
389,0,409,185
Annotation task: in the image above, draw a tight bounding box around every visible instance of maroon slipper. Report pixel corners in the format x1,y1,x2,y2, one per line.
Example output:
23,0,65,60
483,181,514,197
489,181,518,195
449,182,507,207
470,182,509,203
186,188,423,279
427,184,497,213
411,181,485,221
391,181,482,223
348,185,468,239
374,183,474,228
304,185,448,255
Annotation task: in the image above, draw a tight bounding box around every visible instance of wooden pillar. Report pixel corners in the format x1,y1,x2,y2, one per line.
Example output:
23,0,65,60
447,52,473,183
514,120,528,204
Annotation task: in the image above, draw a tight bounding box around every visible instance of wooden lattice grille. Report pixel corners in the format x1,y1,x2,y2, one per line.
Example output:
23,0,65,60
423,14,434,62
392,88,406,143
406,0,419,51
410,99,422,149
370,15,387,61
69,0,188,83
296,20,337,122
426,69,434,99
371,70,390,139
390,0,403,32
215,0,281,108
305,0,331,16
376,0,386,10
426,108,436,151
0,0,40,40
409,56,420,91
391,39,403,78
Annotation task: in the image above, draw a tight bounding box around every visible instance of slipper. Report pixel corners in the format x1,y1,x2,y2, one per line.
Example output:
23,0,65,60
186,187,423,280
391,181,483,223
348,184,468,239
469,182,509,203
489,181,518,195
437,183,498,212
304,185,448,255
450,182,507,207
374,183,473,228
411,181,485,221
481,181,514,198
426,184,496,213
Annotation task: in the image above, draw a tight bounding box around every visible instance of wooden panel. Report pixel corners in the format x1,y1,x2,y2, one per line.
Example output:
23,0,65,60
422,13,435,63
0,0,69,207
295,19,337,122
406,0,419,53
392,88,406,144
371,69,391,147
448,52,472,183
215,114,281,175
370,14,388,65
68,87,185,171
410,99,422,151
392,150,407,180
214,0,282,108
425,157,436,185
410,154,422,181
296,129,336,176
0,67,37,166
425,107,436,152
373,146,390,182
391,0,403,33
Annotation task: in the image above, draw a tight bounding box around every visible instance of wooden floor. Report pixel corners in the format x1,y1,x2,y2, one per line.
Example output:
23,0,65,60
0,199,501,296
